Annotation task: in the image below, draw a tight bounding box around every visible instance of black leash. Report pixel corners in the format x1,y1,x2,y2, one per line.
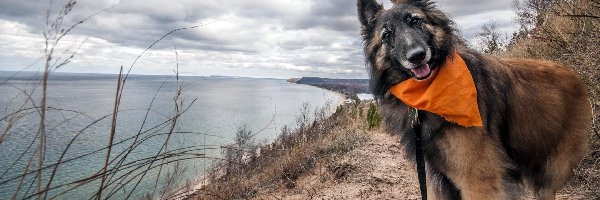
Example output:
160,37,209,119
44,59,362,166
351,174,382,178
410,108,427,200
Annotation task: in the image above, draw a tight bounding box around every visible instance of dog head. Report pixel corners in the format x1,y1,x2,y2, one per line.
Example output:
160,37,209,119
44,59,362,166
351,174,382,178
357,0,456,97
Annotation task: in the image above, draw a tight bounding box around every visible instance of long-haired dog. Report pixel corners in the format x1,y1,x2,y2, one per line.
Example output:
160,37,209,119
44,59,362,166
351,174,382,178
357,0,591,199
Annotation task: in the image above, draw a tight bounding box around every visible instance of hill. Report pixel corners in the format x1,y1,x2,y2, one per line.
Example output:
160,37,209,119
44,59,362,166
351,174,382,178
186,102,594,199
289,77,369,95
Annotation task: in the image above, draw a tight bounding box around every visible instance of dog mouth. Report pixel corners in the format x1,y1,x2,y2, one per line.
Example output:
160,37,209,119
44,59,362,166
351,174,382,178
410,63,432,80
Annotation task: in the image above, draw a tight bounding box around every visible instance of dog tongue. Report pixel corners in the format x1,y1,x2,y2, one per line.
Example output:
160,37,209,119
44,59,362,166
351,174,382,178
411,64,431,79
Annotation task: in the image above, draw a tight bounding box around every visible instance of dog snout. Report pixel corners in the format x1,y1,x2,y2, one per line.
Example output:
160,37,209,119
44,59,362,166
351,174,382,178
406,47,426,64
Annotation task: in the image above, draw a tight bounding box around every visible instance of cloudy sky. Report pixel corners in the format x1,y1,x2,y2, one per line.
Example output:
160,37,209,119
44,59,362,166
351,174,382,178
0,0,517,79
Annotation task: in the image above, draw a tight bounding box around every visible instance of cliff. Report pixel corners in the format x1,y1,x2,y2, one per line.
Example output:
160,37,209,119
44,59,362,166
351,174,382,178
289,77,370,95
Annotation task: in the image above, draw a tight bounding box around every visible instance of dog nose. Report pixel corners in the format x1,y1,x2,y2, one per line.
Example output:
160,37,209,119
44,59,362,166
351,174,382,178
407,47,426,64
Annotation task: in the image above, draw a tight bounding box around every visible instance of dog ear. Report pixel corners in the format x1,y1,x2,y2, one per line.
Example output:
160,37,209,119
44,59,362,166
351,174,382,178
357,0,383,27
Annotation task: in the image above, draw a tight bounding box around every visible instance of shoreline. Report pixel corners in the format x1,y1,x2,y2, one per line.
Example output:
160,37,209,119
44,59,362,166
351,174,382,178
289,80,348,105
168,174,211,200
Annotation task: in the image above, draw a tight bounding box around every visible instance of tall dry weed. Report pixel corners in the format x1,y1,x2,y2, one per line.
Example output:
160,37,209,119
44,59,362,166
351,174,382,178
0,1,213,200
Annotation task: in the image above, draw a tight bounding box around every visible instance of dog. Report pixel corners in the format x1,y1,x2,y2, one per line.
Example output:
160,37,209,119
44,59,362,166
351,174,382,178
357,0,591,199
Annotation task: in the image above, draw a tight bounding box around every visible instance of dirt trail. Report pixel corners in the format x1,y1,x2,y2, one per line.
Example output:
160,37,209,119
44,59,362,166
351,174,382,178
257,131,422,199
255,130,590,200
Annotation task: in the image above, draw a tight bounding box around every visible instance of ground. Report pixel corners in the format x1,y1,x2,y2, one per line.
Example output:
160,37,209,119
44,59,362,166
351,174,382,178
254,130,420,199
253,131,592,200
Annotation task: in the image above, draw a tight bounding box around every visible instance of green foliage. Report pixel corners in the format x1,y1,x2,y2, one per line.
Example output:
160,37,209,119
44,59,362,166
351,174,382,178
367,103,382,130
335,105,344,115
234,124,255,152
224,124,257,175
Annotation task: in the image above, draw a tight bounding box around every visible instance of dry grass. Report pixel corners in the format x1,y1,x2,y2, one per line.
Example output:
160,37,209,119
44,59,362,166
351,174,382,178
191,102,379,200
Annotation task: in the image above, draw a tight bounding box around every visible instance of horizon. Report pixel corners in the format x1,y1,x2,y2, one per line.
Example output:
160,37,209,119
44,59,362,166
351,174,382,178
0,70,374,80
0,0,518,79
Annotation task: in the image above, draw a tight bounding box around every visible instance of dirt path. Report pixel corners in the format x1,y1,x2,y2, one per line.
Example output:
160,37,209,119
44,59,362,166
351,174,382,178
256,131,422,199
254,130,591,200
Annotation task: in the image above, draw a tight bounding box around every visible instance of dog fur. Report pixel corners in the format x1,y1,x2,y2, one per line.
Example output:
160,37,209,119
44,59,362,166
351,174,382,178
357,0,591,199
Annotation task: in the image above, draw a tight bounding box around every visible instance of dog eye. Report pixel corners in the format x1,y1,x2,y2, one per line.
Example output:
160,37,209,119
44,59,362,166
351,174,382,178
408,15,423,26
381,27,392,41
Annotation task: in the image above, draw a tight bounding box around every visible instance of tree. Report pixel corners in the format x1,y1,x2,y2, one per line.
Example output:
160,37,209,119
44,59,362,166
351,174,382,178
476,21,506,55
224,124,257,175
512,0,559,34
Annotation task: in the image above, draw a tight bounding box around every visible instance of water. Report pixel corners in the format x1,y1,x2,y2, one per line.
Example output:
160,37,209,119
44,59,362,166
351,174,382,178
0,72,341,199
357,93,374,101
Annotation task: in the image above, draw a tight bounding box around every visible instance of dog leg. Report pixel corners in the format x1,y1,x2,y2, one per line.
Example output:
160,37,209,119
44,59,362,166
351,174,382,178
435,126,510,200
427,170,461,200
533,129,587,200
427,178,442,200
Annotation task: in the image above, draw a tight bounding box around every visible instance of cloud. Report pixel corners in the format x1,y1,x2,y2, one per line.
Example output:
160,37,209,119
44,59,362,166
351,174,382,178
0,0,518,78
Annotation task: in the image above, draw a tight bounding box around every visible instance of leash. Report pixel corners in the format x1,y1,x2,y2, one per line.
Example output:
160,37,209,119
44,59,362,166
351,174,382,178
409,108,427,200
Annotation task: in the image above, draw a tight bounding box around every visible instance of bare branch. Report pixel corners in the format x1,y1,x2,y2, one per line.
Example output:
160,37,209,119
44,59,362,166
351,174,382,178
561,14,600,19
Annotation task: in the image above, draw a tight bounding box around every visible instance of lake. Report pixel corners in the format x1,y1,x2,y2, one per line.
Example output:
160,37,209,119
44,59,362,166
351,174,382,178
0,72,341,199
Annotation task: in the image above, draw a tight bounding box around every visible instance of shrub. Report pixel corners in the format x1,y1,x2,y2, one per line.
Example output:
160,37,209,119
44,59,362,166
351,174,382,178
367,103,382,130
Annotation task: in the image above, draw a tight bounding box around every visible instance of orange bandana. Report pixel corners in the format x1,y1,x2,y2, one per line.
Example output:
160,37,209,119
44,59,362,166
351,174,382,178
389,51,483,127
